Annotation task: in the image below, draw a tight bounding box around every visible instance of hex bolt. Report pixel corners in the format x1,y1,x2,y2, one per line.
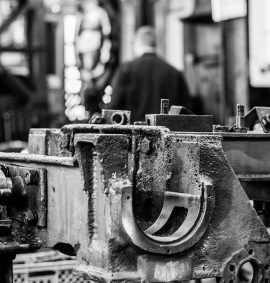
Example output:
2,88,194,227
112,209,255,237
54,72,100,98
25,170,39,185
160,99,170,114
237,104,245,117
140,137,152,154
236,104,245,128
234,104,247,133
24,210,38,225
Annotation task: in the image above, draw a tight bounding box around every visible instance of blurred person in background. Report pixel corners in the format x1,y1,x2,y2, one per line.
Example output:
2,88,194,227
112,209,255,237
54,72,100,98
109,26,191,122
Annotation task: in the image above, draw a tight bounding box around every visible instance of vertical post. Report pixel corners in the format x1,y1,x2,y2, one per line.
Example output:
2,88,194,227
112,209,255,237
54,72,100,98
0,258,14,283
234,104,247,132
236,104,245,128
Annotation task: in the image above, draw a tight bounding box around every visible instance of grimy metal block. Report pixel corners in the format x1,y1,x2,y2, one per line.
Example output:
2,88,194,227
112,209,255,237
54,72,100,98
146,114,213,132
1,108,270,282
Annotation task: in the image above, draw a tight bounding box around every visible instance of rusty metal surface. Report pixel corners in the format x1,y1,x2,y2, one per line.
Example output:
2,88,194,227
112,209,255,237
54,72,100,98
0,164,47,246
1,110,270,282
0,166,41,283
28,128,62,156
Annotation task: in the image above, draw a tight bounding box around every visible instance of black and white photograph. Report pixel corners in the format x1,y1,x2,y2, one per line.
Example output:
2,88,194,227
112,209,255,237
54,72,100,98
0,0,270,282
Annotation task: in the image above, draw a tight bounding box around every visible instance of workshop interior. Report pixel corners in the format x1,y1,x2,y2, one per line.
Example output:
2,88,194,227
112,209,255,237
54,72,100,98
1,0,270,282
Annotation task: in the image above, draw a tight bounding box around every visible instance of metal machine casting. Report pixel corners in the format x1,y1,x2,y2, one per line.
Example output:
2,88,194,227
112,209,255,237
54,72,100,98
0,101,270,283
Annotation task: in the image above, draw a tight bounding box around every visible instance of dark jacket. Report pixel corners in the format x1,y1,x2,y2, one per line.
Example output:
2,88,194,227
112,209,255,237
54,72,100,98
110,53,191,122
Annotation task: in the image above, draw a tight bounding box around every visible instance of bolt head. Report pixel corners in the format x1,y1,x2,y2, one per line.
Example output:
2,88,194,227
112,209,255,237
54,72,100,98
24,210,38,225
25,170,39,185
141,138,152,154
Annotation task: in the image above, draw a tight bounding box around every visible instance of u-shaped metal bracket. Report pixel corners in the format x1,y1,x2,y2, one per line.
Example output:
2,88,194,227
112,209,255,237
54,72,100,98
121,178,215,255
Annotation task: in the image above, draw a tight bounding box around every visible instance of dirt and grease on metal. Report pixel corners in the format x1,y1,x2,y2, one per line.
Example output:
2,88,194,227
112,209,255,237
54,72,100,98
1,123,270,283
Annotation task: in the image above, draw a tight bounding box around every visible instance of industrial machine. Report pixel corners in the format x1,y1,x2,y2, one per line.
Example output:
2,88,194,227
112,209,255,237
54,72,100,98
1,100,270,283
